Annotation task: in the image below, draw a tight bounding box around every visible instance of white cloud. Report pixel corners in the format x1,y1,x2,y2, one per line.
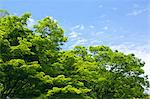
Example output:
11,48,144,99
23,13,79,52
90,40,103,45
127,8,148,16
80,25,85,30
112,7,118,11
119,35,125,38
71,24,85,31
133,4,139,8
98,5,103,8
95,31,105,35
69,31,78,38
77,38,87,44
89,25,95,29
100,14,106,18
103,26,108,30
27,18,36,29
71,25,80,30
68,38,88,49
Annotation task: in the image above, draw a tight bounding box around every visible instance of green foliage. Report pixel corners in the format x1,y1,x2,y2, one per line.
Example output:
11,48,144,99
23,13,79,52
0,9,9,17
145,95,150,99
0,12,149,98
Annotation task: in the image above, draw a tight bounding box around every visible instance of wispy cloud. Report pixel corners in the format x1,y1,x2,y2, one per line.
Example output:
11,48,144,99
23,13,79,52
71,24,85,31
90,40,103,45
89,25,95,29
99,14,107,18
112,7,118,11
77,38,87,44
80,25,85,30
68,37,88,49
133,3,139,8
127,8,148,16
95,31,105,35
71,25,80,30
69,31,78,38
103,26,108,30
27,18,36,29
98,4,103,8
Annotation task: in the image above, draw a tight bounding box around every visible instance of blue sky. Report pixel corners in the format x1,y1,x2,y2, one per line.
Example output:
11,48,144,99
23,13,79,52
0,0,150,85
1,0,149,46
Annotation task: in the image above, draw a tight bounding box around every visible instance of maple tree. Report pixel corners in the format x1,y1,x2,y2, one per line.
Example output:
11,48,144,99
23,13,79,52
0,12,149,98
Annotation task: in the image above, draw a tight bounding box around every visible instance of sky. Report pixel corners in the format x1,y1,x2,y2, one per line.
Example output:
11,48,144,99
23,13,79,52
0,0,150,91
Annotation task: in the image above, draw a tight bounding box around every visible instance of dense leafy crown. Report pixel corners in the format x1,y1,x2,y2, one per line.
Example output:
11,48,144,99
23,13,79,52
0,12,149,98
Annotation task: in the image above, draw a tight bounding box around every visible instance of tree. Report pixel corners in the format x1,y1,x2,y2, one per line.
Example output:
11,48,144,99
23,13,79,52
0,12,91,98
0,12,149,98
0,9,9,17
43,45,149,98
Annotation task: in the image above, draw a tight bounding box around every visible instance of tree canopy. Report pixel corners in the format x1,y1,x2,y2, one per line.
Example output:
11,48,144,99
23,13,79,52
0,12,149,98
0,10,9,17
